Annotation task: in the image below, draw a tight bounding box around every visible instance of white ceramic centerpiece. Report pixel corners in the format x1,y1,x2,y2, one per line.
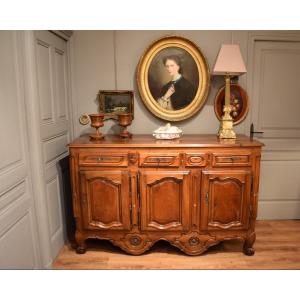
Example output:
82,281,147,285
153,123,183,140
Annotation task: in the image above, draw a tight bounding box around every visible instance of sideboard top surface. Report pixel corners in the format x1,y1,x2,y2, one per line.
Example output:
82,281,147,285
69,134,264,148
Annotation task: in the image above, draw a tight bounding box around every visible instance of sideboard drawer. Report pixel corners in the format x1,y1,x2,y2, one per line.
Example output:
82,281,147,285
185,153,208,167
79,153,128,167
139,153,180,167
212,153,251,167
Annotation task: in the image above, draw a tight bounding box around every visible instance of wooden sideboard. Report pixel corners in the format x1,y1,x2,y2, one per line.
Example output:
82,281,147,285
68,134,263,256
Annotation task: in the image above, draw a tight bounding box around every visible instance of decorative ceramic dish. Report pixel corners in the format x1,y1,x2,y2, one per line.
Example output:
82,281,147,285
153,123,183,139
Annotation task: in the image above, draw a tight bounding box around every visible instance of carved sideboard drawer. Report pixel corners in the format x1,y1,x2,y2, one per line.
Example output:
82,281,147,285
139,153,180,167
185,153,208,167
79,153,128,167
212,152,251,167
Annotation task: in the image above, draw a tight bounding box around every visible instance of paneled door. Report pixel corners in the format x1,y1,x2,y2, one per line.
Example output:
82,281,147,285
200,170,251,230
79,170,131,230
251,40,300,139
250,36,300,219
31,30,72,260
139,170,191,231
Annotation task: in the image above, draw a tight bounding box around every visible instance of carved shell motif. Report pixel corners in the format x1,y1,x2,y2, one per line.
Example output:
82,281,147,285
173,232,218,255
111,232,153,255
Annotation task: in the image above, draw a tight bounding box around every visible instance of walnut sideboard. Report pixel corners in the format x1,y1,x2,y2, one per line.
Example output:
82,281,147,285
68,134,263,256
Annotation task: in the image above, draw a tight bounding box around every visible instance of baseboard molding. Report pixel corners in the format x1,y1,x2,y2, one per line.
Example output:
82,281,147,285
51,227,64,260
258,200,300,220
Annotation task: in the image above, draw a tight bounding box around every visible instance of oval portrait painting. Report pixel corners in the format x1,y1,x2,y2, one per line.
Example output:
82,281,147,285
137,36,210,121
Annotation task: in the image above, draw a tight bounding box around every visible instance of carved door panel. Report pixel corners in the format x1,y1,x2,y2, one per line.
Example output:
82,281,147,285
79,170,131,230
200,170,251,230
139,170,190,231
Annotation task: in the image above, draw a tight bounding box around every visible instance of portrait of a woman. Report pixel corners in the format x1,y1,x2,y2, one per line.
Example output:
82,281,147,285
147,47,199,111
138,36,209,121
157,55,196,110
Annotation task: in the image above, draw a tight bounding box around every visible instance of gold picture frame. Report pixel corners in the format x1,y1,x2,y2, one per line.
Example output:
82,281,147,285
98,90,134,120
137,36,210,121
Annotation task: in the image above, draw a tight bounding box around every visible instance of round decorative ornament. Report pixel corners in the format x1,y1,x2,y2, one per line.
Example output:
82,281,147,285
79,113,90,125
214,83,249,125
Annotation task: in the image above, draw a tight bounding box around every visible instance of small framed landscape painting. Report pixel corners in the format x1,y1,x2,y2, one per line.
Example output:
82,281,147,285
99,90,134,119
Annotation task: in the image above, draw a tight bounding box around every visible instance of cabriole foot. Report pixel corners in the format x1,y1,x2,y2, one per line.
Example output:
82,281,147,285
243,245,255,256
76,244,87,254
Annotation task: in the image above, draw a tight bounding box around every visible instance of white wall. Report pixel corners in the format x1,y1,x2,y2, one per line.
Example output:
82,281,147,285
70,30,249,137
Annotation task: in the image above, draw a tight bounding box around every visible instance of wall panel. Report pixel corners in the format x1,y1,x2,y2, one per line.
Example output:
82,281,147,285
43,134,69,164
36,40,54,122
54,48,68,120
0,31,40,268
46,175,62,237
0,212,36,269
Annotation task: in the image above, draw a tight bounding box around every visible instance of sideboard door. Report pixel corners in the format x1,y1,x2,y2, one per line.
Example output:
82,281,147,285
79,170,131,230
139,170,190,231
200,170,251,230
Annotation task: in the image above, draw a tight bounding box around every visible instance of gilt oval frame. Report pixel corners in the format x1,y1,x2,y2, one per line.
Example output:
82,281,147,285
137,36,210,122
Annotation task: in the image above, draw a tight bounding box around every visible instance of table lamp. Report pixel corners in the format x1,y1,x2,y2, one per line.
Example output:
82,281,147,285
213,44,247,139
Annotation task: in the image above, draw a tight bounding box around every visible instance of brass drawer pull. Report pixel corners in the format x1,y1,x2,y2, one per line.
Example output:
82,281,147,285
139,153,180,167
212,153,251,166
96,156,114,162
79,153,128,166
146,156,174,163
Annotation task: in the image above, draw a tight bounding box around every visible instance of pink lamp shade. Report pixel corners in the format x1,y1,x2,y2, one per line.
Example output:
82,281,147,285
213,44,247,76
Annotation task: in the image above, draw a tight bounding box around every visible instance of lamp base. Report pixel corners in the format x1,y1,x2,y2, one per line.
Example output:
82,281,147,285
218,105,236,139
218,127,236,139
